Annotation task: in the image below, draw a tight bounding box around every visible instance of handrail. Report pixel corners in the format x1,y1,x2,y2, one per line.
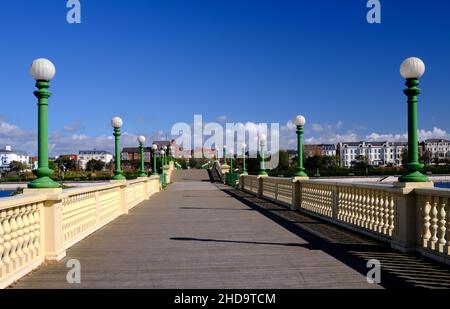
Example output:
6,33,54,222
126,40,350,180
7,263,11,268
237,174,450,266
0,176,162,289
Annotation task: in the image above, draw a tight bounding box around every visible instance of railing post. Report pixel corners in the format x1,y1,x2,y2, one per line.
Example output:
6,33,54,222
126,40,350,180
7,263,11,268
117,181,128,215
95,190,100,226
257,175,268,198
291,179,301,210
332,185,338,220
291,177,308,210
391,182,433,252
23,188,66,261
139,177,150,200
239,175,245,190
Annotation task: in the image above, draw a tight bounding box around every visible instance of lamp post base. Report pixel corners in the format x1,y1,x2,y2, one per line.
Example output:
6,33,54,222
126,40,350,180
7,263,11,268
28,176,60,189
112,173,126,180
398,171,429,183
138,173,148,177
258,171,268,176
294,171,308,177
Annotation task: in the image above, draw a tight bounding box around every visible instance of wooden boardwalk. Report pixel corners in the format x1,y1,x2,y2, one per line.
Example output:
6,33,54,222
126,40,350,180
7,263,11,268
11,170,450,289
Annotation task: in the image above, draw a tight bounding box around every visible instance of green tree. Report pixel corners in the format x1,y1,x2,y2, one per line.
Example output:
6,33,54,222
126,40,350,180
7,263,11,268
278,150,290,170
55,157,77,171
9,161,29,181
86,159,106,171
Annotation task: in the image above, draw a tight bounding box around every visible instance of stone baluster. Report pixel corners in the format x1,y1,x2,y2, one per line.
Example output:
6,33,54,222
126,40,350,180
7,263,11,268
378,192,385,234
353,188,360,225
8,209,19,270
2,210,12,273
389,195,395,236
21,206,31,263
361,191,367,228
374,191,379,231
369,191,375,230
342,187,349,222
349,188,355,224
0,211,5,276
33,205,41,257
438,198,446,253
383,194,391,235
422,201,431,248
15,208,25,265
430,196,439,251
446,198,450,256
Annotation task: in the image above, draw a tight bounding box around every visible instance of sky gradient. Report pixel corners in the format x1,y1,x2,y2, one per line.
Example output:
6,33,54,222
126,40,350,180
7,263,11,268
0,0,449,155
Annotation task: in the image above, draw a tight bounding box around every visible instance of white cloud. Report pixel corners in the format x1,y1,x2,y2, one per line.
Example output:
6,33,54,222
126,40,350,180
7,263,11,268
277,119,449,149
1,117,449,156
311,123,324,132
217,115,228,122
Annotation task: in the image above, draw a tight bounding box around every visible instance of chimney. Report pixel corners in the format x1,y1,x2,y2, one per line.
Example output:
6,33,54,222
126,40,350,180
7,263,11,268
5,145,12,151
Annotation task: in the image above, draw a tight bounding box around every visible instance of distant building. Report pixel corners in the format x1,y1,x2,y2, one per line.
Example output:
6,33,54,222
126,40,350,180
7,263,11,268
120,147,152,170
303,144,336,158
56,154,79,161
152,140,180,157
338,141,407,168
420,139,450,163
78,150,113,170
0,145,30,172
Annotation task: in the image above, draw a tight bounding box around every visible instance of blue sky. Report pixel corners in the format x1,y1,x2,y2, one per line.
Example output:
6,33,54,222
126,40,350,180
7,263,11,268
0,0,449,155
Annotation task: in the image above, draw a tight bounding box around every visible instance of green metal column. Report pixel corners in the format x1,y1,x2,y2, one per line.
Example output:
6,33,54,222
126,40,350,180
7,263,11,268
28,81,60,188
399,78,429,182
242,147,247,175
295,125,308,177
259,142,268,176
112,128,125,180
152,148,158,175
223,147,227,165
138,143,147,177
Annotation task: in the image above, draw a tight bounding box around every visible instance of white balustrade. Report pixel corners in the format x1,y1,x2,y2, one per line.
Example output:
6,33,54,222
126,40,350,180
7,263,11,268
239,175,450,265
0,175,161,289
416,188,450,261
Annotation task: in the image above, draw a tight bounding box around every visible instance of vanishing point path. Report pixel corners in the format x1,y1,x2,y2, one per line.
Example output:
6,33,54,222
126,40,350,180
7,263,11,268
11,170,450,289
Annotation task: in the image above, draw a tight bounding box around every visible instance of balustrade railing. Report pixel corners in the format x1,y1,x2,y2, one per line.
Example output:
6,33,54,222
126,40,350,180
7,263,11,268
0,175,162,289
238,175,450,266
415,188,450,263
0,194,46,289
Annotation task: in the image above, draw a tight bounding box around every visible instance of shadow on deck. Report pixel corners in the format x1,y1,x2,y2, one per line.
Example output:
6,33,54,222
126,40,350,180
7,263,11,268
213,185,450,289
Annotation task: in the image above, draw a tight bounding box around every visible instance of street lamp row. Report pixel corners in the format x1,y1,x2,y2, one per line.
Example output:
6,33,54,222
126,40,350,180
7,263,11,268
27,56,429,188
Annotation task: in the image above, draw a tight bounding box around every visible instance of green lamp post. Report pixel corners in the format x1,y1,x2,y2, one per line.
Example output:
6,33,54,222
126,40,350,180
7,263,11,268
229,149,234,172
137,135,147,177
241,143,248,175
111,116,126,180
161,149,166,169
398,57,429,182
170,145,175,161
28,58,60,189
223,145,227,165
151,144,158,175
294,115,308,177
162,145,167,165
259,133,268,176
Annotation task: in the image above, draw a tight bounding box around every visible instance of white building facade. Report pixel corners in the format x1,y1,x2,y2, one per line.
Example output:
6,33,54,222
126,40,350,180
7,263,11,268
422,139,450,161
339,141,407,168
0,145,30,173
78,150,113,170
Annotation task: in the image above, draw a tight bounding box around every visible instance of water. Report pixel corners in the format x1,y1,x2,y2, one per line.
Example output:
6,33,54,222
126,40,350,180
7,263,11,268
0,190,14,198
435,182,450,189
